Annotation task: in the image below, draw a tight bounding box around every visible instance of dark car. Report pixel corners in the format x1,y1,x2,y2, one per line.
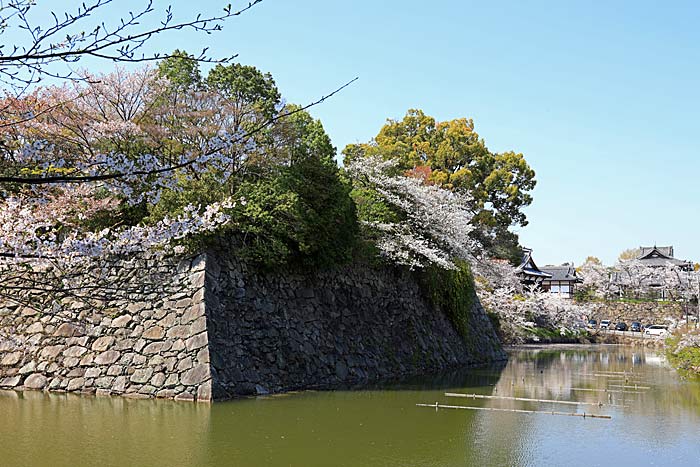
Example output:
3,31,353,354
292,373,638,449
615,322,628,331
630,321,642,332
587,319,598,329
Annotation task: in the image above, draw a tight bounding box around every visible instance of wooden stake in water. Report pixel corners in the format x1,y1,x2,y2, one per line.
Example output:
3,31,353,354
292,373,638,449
570,387,644,394
444,392,614,408
608,384,650,390
416,402,612,420
594,370,638,376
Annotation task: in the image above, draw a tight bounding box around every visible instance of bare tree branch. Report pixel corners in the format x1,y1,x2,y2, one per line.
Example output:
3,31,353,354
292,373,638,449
0,0,263,87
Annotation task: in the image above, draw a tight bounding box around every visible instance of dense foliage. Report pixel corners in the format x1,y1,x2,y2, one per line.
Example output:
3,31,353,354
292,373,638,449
343,109,536,262
419,260,476,339
0,52,357,269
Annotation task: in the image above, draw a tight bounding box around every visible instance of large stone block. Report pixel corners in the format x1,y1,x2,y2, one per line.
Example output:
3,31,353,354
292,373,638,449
63,346,88,358
0,376,21,387
24,373,48,389
91,336,115,352
142,326,165,340
26,322,44,334
185,333,208,352
95,350,121,365
142,342,163,355
66,378,85,391
55,323,83,337
110,315,133,328
130,368,154,384
1,352,22,366
181,364,210,386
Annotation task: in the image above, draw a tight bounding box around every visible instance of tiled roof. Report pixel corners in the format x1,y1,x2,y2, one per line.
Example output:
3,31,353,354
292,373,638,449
515,248,552,279
522,268,552,278
639,246,673,258
541,265,582,283
636,257,691,267
636,245,692,269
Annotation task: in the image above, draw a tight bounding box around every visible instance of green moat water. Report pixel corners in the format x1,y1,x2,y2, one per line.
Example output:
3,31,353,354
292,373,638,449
2,345,700,467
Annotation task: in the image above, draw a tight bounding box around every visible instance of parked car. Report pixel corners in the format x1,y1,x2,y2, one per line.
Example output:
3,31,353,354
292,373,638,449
644,325,669,338
630,322,642,332
615,322,628,331
600,319,611,330
587,319,598,329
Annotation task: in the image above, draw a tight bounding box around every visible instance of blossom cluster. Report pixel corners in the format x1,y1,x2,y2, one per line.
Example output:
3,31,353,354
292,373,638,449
474,257,592,333
347,157,476,270
1,66,274,267
0,195,236,264
578,258,700,301
675,332,700,353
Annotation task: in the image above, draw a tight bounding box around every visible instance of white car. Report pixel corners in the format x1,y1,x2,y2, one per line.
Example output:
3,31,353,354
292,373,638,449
644,325,669,338
600,319,611,330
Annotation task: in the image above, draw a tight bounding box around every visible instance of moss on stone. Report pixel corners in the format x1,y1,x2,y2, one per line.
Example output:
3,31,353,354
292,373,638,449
418,260,476,340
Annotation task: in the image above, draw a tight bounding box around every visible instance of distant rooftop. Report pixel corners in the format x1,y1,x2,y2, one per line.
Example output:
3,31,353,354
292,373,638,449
516,248,552,279
540,264,582,282
636,245,692,269
638,246,674,258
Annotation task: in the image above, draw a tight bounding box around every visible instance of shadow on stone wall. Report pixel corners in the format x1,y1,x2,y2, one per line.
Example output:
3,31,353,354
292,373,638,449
204,251,506,400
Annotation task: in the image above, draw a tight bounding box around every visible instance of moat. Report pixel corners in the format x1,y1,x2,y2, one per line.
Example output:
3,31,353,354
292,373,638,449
2,345,699,467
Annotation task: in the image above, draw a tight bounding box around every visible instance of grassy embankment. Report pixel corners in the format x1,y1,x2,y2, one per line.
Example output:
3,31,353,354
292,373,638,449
666,332,700,379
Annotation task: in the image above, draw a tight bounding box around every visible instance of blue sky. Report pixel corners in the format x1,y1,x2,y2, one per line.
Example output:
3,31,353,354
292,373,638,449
14,1,700,266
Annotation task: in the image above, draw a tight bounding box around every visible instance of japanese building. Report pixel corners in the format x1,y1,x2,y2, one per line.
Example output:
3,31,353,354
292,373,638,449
635,246,693,271
540,264,583,299
515,248,552,286
516,248,582,299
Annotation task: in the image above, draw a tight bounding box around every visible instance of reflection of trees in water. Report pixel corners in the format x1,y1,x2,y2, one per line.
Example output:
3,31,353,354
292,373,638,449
485,346,700,445
461,399,538,466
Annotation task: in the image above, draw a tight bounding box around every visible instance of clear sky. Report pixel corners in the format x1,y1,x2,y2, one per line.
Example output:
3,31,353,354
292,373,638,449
15,1,700,266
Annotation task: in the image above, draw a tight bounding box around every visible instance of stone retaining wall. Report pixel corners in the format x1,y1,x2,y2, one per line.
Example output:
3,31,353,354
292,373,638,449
0,251,506,401
590,301,686,325
205,254,505,399
0,255,212,401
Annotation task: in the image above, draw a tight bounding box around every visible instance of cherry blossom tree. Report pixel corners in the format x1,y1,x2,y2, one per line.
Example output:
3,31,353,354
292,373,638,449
0,67,245,264
0,61,356,258
474,257,592,339
577,258,616,299
346,156,476,270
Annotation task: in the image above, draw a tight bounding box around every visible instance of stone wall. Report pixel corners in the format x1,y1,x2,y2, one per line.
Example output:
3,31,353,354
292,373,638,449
205,253,505,399
590,301,686,324
0,251,506,402
0,255,213,401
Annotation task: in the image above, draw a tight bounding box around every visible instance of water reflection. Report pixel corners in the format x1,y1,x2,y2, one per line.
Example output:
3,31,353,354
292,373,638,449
1,345,699,466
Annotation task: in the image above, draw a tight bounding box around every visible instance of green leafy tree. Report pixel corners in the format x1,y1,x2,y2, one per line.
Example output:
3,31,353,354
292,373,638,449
268,105,358,267
343,109,535,260
151,52,358,268
156,49,201,89
206,62,281,126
